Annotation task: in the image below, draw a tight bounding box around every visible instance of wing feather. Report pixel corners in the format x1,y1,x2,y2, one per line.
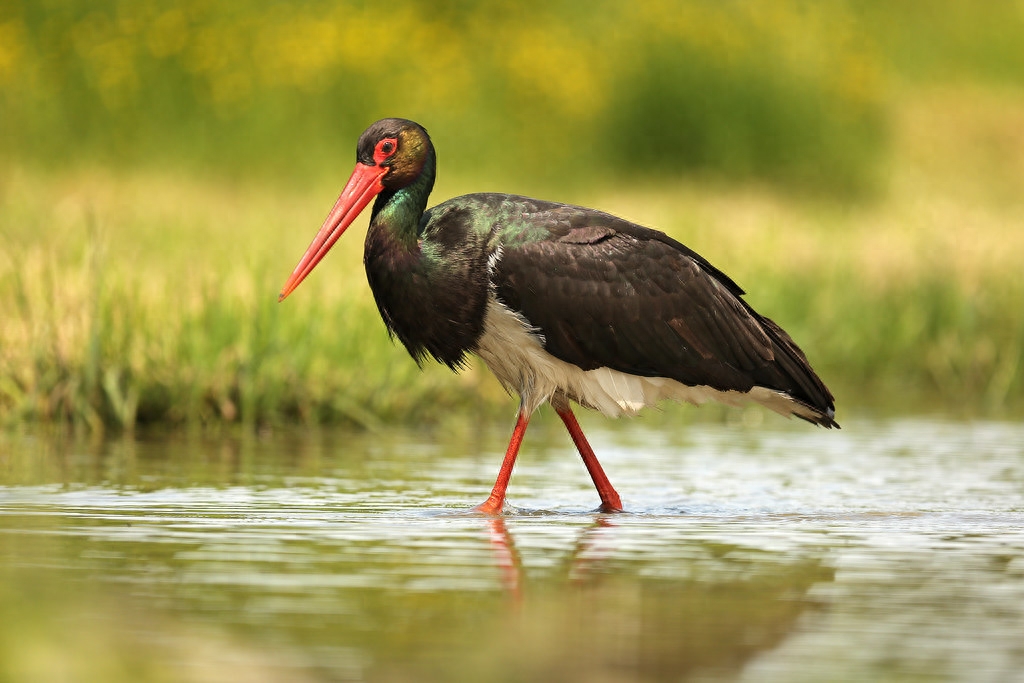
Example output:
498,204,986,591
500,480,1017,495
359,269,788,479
488,203,835,421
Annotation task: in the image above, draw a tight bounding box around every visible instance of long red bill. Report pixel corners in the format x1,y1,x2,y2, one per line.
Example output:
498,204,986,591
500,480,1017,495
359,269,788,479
278,162,388,301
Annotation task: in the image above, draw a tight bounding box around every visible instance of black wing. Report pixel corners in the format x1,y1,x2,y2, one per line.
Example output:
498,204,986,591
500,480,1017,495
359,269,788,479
488,201,837,426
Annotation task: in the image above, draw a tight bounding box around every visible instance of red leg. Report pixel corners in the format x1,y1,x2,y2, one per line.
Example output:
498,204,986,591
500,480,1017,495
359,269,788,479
556,405,623,513
475,408,530,514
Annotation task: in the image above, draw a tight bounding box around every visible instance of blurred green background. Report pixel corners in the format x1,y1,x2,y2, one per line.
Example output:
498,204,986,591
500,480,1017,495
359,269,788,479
1,0,1023,430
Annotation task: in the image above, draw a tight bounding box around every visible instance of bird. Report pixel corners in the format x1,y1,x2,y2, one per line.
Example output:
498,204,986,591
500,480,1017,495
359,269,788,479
279,118,838,514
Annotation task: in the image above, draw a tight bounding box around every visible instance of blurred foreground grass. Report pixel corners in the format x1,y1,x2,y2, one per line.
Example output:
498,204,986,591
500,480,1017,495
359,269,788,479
2,86,1023,431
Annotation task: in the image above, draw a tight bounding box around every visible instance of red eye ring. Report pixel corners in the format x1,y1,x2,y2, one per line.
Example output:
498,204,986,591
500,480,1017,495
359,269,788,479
374,138,398,164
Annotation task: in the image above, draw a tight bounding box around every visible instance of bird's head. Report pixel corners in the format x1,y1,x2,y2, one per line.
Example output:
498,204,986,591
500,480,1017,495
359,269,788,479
278,118,431,302
357,118,431,190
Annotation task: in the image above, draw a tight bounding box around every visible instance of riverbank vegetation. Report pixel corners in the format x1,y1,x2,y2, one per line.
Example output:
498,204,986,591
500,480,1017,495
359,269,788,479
1,1,1022,430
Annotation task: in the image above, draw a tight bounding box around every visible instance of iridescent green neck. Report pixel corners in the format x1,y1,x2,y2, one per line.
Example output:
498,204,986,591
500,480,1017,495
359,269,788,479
369,147,436,246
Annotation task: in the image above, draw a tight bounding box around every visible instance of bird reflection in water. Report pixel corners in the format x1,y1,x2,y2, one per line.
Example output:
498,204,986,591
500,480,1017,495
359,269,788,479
463,514,834,681
483,515,619,601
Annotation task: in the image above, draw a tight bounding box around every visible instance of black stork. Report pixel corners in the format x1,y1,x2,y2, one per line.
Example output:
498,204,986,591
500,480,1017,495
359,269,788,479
279,118,838,514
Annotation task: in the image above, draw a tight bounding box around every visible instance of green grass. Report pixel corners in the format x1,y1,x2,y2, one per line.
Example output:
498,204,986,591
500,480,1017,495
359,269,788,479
0,168,499,432
2,2,1024,430
3,85,1024,432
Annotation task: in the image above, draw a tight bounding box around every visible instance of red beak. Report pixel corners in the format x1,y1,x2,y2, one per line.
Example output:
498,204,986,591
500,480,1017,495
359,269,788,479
278,162,388,302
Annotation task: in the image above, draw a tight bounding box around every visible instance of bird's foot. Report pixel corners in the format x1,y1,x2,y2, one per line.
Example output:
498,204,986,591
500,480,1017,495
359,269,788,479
596,490,624,514
473,495,506,515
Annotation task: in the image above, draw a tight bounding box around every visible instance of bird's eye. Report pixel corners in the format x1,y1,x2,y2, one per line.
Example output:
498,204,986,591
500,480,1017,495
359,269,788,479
374,138,398,163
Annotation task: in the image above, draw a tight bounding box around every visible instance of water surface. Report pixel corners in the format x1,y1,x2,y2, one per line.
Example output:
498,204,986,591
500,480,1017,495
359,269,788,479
2,417,1023,682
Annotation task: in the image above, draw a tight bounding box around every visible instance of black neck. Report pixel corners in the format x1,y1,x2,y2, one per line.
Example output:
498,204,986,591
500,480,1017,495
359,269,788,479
369,147,436,244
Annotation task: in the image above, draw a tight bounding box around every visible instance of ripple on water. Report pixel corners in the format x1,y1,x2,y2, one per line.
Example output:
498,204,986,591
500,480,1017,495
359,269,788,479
1,418,1023,681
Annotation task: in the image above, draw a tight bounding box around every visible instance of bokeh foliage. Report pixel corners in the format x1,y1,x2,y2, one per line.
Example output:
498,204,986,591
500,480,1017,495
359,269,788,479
2,0,888,193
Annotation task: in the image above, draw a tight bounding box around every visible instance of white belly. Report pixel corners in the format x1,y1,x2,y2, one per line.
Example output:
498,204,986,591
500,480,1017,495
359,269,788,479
474,296,818,422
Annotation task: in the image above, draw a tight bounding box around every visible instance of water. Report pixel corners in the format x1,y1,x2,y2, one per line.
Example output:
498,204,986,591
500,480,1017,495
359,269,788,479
2,417,1023,682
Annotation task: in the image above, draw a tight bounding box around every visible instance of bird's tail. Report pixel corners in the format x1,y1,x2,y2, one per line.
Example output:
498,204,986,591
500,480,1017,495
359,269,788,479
760,317,839,429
